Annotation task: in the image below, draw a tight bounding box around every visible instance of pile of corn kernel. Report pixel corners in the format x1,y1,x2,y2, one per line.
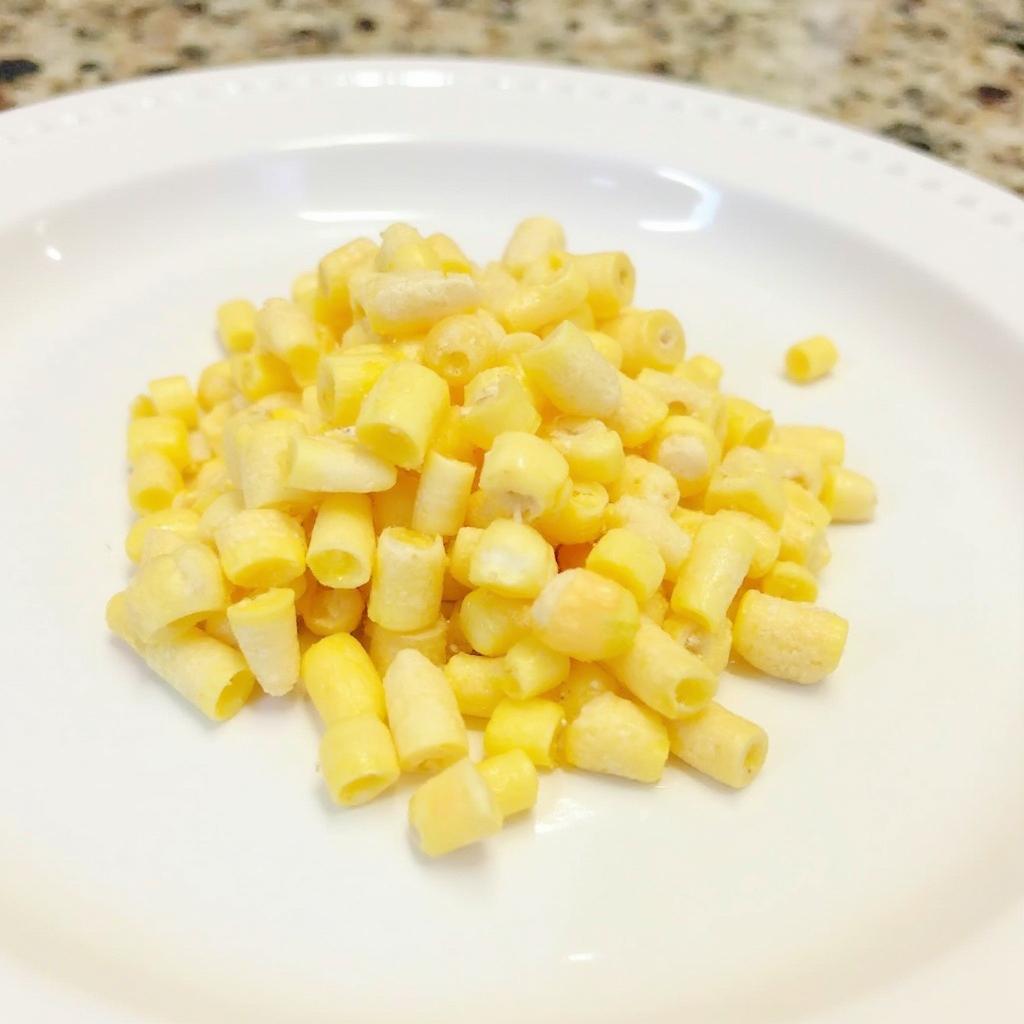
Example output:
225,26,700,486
106,219,876,857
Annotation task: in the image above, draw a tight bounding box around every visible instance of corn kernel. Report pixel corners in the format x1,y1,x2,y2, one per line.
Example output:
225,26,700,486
411,451,476,537
149,375,199,429
821,466,877,523
586,528,665,603
217,298,257,353
375,223,442,273
563,691,669,783
601,308,685,375
733,590,848,684
646,415,721,498
306,493,375,588
365,617,447,676
762,560,819,602
703,446,786,529
667,702,768,789
584,329,623,369
457,589,531,656
320,713,400,807
503,635,570,700
500,264,589,333
423,311,500,388
640,589,669,627
427,232,474,274
502,217,567,276
371,469,419,533
130,394,155,419
125,508,201,564
448,526,484,589
609,454,680,511
533,481,608,546
671,517,757,629
679,354,723,389
288,432,397,496
302,633,385,724
127,415,190,470
128,450,183,514
773,425,845,467
468,519,556,600
459,366,542,448
606,497,692,580
554,662,621,721
531,568,639,661
367,527,446,633
478,431,569,522
226,588,300,696
316,344,396,427
484,697,564,768
214,508,306,588
762,442,825,497
318,237,378,333
236,419,307,511
572,251,635,318
606,373,668,448
636,368,724,433
445,652,511,718
723,396,774,451
785,334,838,383
357,270,479,337
478,750,538,817
299,582,364,636
408,757,503,856
711,510,781,579
663,614,733,675
544,416,624,484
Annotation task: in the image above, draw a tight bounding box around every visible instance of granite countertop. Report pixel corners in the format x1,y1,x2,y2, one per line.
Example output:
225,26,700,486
1,1,1022,195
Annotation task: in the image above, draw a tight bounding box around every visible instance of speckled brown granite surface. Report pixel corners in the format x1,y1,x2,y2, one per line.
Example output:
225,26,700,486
1,1,1022,194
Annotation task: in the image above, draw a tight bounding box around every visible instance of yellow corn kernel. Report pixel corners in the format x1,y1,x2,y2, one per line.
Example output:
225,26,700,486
375,223,441,273
233,419,306,511
503,635,570,700
411,451,476,537
604,617,716,719
519,320,621,417
533,481,608,546
704,446,786,529
762,442,824,497
501,217,566,275
762,560,819,602
201,609,236,648
601,308,686,375
125,509,201,564
785,334,838,383
679,354,723,389
427,232,474,274
125,541,228,644
822,466,877,523
500,265,589,333
778,486,829,569
667,701,768,789
663,614,733,675
230,351,295,403
707,510,779,579
137,525,192,563
423,311,500,388
457,589,531,656
584,329,623,369
357,270,479,337
356,361,450,470
586,528,665,603
572,251,636,319
299,581,364,636
723,396,774,451
671,507,706,538
290,269,326,322
464,488,519,530
301,633,385,724
430,406,477,463
646,415,721,498
198,489,243,540
198,399,235,454
320,713,400,807
316,344,396,428
468,519,556,600
733,590,848,683
555,661,621,721
217,298,257,354
460,366,541,449
636,368,725,434
478,431,569,521
448,526,484,588
127,415,190,470
366,617,448,676
409,757,503,856
606,373,668,448
494,329,542,363
476,261,519,320
605,496,692,580
214,508,306,588
148,374,198,429
288,435,396,499
317,236,378,332
531,568,639,661
773,425,845,467
305,493,374,589
671,516,756,629
226,588,299,696
128,450,182,514
130,393,155,419
370,469,418,533
544,416,624,485
477,749,538,817
484,697,564,768
384,649,468,772
445,652,511,718
367,527,445,632
641,589,669,627
609,454,680,511
186,431,213,469
563,691,669,783
784,480,831,528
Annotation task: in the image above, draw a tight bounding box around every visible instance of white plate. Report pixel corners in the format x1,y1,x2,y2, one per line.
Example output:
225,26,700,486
1,58,1022,1024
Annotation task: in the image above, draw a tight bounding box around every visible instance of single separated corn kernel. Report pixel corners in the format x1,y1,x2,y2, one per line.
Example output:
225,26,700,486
478,431,569,521
445,652,511,718
367,527,446,633
457,589,531,656
149,375,198,429
667,701,768,789
821,466,877,523
128,415,190,470
531,568,639,661
408,757,503,857
217,298,257,353
125,508,201,563
459,367,542,448
601,308,686,375
586,528,665,603
533,481,609,545
469,519,556,600
484,697,564,768
128,451,183,514
773,425,845,467
671,516,757,629
761,560,819,602
356,360,450,470
319,713,400,807
226,588,300,696
604,617,716,719
411,451,476,537
477,749,539,817
307,493,375,588
366,617,448,675
503,635,570,700
299,582,364,636
563,691,669,783
316,344,396,427
301,633,385,724
646,416,721,498
384,649,468,773
572,251,635,318
214,508,306,588
423,311,500,388
732,590,848,684
785,334,838,383
605,374,669,448
544,416,624,484
519,321,621,417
